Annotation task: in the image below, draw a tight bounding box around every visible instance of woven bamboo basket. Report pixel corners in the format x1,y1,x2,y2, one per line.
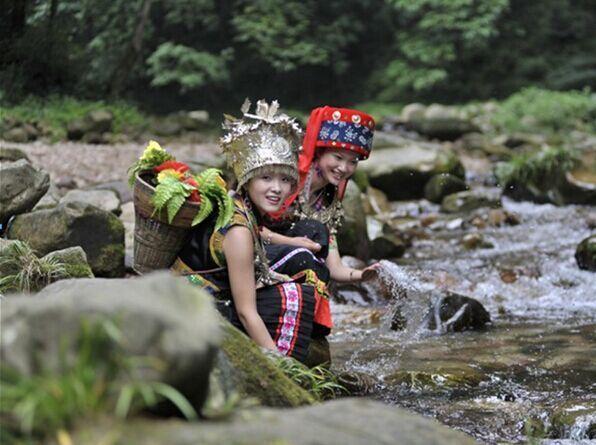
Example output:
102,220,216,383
133,172,200,274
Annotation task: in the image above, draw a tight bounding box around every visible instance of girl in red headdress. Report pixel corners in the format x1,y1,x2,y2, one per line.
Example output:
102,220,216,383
261,106,381,336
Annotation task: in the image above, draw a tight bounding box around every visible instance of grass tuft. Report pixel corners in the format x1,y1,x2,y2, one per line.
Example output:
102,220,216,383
273,357,347,401
0,241,70,294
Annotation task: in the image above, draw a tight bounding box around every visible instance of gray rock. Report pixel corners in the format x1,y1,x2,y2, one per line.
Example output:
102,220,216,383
7,201,125,277
0,273,220,413
41,246,94,278
401,103,426,122
68,398,478,445
369,233,406,259
400,104,480,141
441,190,501,213
81,131,106,144
3,127,28,143
0,159,50,222
575,235,596,272
21,123,39,140
85,109,113,133
33,183,61,211
91,180,133,203
424,173,468,203
61,189,121,215
66,118,91,140
179,110,210,130
336,181,369,259
359,145,465,200
153,117,183,136
0,146,29,162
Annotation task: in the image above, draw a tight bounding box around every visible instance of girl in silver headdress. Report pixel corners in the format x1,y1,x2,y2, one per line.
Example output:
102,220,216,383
172,100,317,362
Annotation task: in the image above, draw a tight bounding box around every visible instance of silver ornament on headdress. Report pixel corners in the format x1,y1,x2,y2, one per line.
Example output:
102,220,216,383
221,99,303,189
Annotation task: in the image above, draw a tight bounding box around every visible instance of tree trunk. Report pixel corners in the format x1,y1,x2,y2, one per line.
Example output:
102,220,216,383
109,0,152,97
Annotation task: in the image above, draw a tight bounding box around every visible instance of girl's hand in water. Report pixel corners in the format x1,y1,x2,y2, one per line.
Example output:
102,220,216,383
361,263,382,282
290,236,322,253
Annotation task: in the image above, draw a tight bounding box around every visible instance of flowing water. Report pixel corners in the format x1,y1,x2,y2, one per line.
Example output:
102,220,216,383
330,188,595,444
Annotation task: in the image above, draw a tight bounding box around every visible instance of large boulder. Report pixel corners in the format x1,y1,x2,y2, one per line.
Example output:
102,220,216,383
68,398,478,445
0,159,50,222
424,173,468,203
336,181,369,259
404,105,480,141
7,201,125,277
575,235,596,271
359,145,465,200
60,189,122,215
0,273,220,413
41,246,94,279
441,190,501,214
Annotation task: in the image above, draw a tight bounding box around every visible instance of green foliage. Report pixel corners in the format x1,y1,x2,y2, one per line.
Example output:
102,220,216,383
152,176,194,223
0,241,70,294
375,0,509,100
273,357,346,401
0,319,197,439
491,87,596,134
495,146,580,189
1,96,147,140
2,0,596,107
146,43,232,93
194,169,234,230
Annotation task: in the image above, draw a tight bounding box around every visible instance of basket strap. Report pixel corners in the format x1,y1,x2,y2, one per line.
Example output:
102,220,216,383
178,266,226,276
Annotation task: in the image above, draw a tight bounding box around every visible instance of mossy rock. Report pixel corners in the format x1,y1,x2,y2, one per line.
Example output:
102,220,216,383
0,146,29,162
41,246,94,279
216,321,315,407
7,201,125,277
575,235,596,271
424,173,468,203
441,190,501,214
548,400,596,439
385,364,484,391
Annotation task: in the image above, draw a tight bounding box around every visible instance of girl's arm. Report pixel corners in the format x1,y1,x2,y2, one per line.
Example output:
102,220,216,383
223,226,277,351
260,226,321,252
326,240,380,283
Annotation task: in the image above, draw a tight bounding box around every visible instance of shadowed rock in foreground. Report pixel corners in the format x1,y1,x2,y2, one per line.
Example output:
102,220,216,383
70,398,478,445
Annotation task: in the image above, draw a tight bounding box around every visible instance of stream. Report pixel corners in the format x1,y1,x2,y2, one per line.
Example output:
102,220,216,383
330,167,595,443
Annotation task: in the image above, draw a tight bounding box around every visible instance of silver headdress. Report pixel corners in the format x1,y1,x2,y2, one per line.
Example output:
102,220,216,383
221,99,302,189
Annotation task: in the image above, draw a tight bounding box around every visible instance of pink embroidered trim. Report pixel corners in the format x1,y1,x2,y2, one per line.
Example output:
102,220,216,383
276,282,301,356
270,247,322,272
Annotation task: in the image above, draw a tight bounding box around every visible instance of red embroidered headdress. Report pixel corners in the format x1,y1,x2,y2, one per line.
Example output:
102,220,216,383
299,106,375,178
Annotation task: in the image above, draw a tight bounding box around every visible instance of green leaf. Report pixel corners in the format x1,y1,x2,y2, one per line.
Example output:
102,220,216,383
115,385,135,418
166,193,187,224
150,382,197,420
191,192,213,226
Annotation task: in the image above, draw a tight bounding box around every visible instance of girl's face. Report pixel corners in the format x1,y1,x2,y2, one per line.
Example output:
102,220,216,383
316,148,359,186
246,170,294,214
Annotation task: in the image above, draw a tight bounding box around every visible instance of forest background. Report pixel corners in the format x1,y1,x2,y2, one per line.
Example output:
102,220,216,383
2,0,595,115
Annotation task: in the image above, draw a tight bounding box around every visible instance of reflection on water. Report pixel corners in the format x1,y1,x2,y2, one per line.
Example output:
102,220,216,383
331,195,596,444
